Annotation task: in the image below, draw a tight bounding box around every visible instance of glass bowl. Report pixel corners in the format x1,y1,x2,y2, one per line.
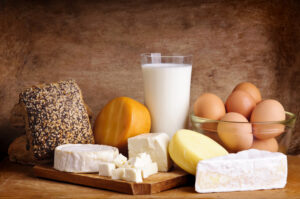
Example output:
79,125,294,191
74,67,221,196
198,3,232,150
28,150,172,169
190,112,296,154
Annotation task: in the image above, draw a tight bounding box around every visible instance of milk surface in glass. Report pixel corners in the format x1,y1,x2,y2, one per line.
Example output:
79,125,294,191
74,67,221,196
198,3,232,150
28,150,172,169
142,57,192,138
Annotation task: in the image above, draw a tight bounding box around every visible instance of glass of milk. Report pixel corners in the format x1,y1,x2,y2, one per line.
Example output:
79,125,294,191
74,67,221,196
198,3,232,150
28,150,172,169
141,53,192,138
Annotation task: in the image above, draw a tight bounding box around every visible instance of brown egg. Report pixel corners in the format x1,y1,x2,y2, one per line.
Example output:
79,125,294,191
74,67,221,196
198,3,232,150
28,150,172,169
194,93,225,120
251,138,278,152
194,93,226,132
225,90,256,119
233,82,262,103
217,112,253,152
251,99,286,140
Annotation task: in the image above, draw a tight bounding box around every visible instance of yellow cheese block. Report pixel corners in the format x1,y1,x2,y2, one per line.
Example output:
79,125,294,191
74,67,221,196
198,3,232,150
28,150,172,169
168,129,228,175
94,97,151,153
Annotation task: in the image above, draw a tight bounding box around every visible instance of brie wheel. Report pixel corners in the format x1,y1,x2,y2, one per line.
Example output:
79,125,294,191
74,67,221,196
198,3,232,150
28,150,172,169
54,144,119,173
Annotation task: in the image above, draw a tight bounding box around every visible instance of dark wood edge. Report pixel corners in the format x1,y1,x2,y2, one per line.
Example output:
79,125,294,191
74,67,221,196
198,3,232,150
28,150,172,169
33,165,135,194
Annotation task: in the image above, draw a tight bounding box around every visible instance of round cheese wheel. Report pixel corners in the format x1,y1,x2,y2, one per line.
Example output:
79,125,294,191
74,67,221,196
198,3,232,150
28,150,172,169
54,144,119,173
94,97,151,153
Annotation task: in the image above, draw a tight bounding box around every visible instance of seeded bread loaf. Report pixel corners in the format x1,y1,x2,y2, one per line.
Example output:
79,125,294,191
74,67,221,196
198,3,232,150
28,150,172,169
10,102,93,129
19,80,94,161
8,135,51,165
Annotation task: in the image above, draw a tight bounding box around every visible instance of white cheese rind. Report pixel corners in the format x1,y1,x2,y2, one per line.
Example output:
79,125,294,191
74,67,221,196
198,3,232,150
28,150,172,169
128,132,172,171
54,144,119,173
195,149,287,193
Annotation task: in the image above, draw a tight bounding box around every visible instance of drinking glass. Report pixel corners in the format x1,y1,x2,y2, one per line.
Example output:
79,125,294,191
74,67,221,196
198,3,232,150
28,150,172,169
141,53,192,138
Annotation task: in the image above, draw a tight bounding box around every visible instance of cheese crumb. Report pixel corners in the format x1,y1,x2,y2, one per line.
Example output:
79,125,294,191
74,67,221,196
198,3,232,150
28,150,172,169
114,154,127,168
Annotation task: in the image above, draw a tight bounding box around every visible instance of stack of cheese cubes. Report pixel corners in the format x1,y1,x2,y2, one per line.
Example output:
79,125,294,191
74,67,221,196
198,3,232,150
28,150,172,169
99,152,158,182
99,132,172,182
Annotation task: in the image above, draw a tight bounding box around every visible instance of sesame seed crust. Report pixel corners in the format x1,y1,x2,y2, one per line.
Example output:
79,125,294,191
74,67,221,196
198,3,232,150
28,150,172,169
19,80,94,160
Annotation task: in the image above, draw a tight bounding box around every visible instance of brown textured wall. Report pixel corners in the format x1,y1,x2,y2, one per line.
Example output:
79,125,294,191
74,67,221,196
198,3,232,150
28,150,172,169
0,0,299,160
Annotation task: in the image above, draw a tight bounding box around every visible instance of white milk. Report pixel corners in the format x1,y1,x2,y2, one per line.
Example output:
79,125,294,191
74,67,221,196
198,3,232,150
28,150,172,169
142,63,192,138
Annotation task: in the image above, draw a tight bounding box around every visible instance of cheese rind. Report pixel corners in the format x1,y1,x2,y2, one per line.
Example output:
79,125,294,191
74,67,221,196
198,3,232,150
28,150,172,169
195,149,287,193
54,144,119,173
128,133,172,171
94,97,151,152
99,162,115,177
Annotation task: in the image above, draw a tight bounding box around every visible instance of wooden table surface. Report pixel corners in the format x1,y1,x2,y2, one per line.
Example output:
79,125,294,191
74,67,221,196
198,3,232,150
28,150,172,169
1,156,300,199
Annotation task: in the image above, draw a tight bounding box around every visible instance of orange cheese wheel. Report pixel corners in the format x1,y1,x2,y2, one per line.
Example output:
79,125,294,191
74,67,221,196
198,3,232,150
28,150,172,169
94,97,151,152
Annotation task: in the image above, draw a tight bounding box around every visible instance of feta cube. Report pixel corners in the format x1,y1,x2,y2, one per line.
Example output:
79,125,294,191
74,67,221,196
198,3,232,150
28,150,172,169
141,162,158,178
114,154,127,168
111,168,125,180
98,162,115,177
123,168,143,183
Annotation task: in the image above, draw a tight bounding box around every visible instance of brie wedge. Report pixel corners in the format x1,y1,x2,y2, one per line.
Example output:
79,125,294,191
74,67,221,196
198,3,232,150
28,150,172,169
195,149,287,193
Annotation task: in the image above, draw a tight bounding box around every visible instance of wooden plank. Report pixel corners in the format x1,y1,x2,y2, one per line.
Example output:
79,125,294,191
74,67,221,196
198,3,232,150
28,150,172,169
33,165,192,195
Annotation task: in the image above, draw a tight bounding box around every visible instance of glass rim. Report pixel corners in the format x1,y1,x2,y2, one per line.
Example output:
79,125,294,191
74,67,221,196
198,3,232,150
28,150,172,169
190,111,296,126
141,53,193,58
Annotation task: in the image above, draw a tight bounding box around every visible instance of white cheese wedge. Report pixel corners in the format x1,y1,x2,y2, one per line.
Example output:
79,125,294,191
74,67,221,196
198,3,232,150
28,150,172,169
54,144,119,173
99,162,115,177
123,168,143,183
114,154,127,168
195,149,287,193
128,133,172,171
111,168,125,180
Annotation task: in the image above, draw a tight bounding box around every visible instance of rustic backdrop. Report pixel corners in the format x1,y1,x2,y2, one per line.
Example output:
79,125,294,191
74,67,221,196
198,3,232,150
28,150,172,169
0,0,299,160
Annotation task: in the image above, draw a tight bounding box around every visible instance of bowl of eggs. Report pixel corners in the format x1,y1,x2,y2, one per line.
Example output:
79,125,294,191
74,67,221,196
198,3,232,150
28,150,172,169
191,82,296,153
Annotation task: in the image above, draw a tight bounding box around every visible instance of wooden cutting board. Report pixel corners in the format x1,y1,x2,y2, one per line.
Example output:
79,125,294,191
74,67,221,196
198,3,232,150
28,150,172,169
33,165,193,195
